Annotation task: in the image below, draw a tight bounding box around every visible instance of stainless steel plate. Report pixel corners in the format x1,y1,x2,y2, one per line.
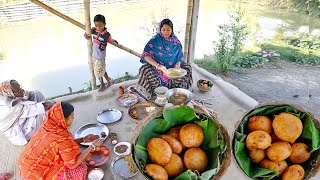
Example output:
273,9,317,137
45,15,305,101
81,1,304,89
74,123,109,146
111,155,138,179
166,68,187,79
97,109,122,124
117,93,139,107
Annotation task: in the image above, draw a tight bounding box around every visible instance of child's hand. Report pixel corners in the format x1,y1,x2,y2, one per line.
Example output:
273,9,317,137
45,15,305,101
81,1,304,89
112,39,118,44
84,33,91,40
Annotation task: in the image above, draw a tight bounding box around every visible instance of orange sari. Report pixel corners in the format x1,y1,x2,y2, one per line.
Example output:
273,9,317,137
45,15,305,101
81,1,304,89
18,102,85,180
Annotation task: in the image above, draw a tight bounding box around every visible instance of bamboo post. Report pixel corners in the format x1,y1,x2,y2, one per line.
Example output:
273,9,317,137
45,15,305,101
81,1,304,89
29,0,141,58
84,0,96,90
186,0,200,63
184,0,193,63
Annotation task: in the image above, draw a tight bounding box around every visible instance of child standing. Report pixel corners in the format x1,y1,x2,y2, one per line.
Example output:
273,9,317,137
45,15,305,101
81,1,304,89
84,14,118,92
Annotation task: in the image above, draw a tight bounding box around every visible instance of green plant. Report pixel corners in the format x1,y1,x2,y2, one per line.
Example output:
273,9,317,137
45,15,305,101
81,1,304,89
285,33,320,50
194,58,221,73
294,54,320,65
213,3,249,72
236,56,268,68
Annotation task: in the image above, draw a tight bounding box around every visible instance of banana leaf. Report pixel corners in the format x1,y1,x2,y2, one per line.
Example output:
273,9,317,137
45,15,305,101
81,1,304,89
133,106,226,180
234,105,320,179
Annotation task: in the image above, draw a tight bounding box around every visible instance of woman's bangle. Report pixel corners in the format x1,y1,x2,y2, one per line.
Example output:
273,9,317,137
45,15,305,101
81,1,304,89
155,63,160,69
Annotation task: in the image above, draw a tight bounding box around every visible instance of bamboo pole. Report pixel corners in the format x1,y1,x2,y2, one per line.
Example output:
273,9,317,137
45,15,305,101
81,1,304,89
29,0,141,58
84,0,96,90
30,0,85,29
184,0,193,63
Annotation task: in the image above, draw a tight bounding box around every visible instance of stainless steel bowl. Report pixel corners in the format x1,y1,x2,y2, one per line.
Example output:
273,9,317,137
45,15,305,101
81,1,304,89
165,88,194,105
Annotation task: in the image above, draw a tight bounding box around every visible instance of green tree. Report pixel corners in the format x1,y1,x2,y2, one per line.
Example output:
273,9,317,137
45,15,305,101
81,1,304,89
213,3,249,72
291,0,320,17
242,0,320,17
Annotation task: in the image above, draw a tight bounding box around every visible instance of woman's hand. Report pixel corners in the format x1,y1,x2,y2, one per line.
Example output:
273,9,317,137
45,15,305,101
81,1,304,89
158,65,168,74
83,134,99,143
84,33,91,40
174,62,181,68
92,139,103,147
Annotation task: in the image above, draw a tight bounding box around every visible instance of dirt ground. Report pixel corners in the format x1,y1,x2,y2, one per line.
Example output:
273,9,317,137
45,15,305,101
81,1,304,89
220,61,320,118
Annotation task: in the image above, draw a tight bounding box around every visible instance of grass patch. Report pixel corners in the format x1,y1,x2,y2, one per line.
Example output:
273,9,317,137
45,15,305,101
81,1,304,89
261,42,320,65
195,57,246,74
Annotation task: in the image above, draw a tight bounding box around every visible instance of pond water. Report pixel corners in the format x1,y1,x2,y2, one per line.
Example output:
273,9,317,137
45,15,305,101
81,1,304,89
0,0,318,97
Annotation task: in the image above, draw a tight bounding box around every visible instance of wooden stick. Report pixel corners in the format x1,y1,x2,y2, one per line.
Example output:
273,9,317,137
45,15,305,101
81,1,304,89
84,0,96,89
29,0,142,58
184,0,193,62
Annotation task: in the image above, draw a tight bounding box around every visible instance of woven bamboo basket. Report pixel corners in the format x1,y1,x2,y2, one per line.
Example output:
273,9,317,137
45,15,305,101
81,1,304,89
132,102,231,179
232,101,320,180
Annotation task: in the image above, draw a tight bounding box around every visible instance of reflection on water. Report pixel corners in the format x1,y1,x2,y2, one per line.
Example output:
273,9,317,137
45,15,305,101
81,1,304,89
0,55,141,97
0,0,319,97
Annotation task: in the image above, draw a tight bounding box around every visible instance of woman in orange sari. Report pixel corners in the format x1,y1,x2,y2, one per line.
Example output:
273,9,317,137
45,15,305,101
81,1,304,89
18,102,102,180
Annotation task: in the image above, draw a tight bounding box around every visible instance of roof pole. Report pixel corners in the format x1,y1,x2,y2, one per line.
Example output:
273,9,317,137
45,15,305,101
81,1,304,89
84,0,96,90
184,0,200,63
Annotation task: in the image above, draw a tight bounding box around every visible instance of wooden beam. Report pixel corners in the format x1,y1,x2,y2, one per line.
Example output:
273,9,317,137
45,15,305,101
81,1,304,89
84,0,96,89
186,0,200,63
184,0,193,63
29,0,142,58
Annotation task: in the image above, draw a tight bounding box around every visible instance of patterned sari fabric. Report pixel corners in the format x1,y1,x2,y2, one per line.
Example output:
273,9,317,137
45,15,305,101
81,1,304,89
18,102,87,180
138,63,193,95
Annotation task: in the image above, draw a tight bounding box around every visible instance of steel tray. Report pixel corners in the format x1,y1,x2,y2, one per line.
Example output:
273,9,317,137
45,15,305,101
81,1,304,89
97,109,122,124
74,123,109,146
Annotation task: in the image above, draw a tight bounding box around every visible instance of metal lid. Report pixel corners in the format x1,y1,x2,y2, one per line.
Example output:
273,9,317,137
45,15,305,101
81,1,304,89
97,109,122,124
